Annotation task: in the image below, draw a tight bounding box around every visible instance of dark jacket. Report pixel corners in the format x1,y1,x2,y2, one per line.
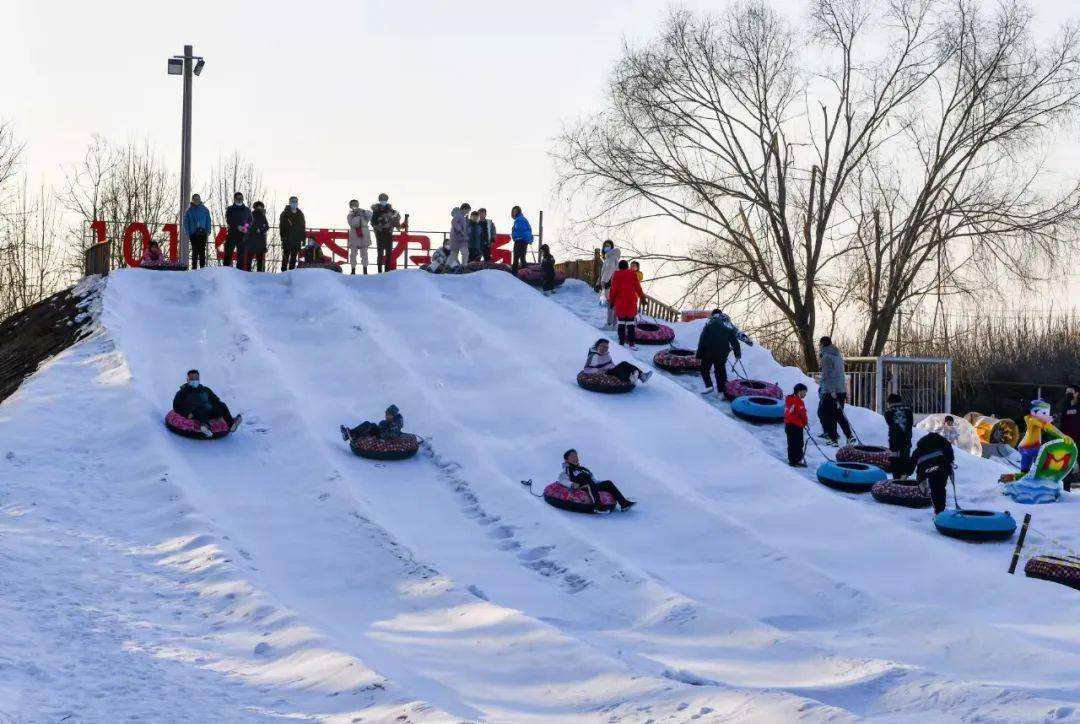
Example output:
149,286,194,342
246,209,270,254
564,462,596,487
886,403,914,451
225,203,253,235
172,384,222,417
183,203,212,236
1060,398,1080,440
468,219,485,251
913,432,954,479
279,207,307,251
371,204,401,234
541,253,555,280
378,413,403,440
696,315,742,362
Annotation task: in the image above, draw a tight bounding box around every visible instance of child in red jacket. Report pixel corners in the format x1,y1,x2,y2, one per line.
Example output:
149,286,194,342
784,383,809,467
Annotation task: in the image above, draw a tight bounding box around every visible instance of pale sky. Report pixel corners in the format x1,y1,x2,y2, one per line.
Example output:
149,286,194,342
6,0,1080,304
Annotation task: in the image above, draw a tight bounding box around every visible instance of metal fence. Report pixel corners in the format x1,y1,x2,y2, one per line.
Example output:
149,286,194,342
841,356,953,415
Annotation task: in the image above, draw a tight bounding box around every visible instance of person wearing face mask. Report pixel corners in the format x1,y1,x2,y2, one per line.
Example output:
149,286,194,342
597,240,621,329
1059,384,1080,491
245,201,270,272
172,369,242,437
346,199,373,275
448,203,471,269
467,210,484,263
224,192,253,269
477,208,496,262
429,239,457,273
183,193,212,269
279,196,306,271
370,193,402,273
510,205,533,273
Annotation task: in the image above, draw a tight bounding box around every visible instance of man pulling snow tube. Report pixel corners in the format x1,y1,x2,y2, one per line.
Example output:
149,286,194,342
633,322,676,346
816,460,887,493
350,433,420,460
1025,555,1080,591
576,370,634,394
516,264,565,287
934,509,1016,542
542,482,617,514
731,395,784,424
871,478,932,508
724,378,783,400
165,410,230,440
652,347,701,374
836,444,893,471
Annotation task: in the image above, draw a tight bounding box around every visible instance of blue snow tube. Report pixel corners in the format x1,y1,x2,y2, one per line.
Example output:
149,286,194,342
934,509,1016,542
730,395,784,424
816,460,887,493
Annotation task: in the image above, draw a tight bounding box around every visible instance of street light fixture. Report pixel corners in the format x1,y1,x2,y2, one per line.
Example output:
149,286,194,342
169,45,205,267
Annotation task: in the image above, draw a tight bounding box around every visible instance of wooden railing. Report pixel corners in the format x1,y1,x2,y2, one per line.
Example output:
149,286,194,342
84,241,111,277
556,249,682,323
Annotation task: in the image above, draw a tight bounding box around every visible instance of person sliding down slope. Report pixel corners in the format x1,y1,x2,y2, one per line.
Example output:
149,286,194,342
696,309,741,397
581,339,651,385
558,449,635,512
341,405,403,443
172,369,242,437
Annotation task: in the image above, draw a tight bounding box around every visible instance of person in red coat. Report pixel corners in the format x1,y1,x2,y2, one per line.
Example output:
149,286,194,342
784,383,809,467
608,260,647,348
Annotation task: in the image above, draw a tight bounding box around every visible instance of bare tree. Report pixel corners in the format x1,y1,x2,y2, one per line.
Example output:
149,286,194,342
0,180,67,317
555,0,1080,369
207,151,270,224
0,121,25,219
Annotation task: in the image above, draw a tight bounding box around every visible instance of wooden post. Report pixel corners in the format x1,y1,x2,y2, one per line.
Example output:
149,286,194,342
1008,513,1032,574
592,248,601,287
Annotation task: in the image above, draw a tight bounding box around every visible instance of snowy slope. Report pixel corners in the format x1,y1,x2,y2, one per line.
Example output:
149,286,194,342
0,268,1079,723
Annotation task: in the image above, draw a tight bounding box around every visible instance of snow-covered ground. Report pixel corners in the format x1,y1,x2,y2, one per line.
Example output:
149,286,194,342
1,268,1079,723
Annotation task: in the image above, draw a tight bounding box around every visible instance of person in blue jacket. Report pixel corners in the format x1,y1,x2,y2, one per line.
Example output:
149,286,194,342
510,205,533,273
182,194,212,269
224,192,254,269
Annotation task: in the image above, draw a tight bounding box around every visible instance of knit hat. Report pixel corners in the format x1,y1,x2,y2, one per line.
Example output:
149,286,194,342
386,404,400,416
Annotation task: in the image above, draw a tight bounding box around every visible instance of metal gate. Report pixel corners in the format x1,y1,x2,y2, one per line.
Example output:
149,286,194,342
842,356,952,416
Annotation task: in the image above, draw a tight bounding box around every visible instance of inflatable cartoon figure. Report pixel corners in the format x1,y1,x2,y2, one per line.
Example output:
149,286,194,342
1001,400,1077,504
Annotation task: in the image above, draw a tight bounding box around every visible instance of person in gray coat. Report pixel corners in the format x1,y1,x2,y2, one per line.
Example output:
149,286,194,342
817,336,853,446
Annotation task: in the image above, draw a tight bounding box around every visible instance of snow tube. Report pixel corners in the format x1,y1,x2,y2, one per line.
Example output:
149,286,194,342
465,261,513,273
576,371,634,394
730,395,784,424
816,460,887,493
350,433,420,460
724,378,782,400
934,509,1016,542
836,444,893,471
1025,555,1080,592
871,478,931,508
633,323,675,346
516,265,565,287
652,348,701,375
297,260,343,272
139,260,188,271
164,410,230,440
542,482,616,514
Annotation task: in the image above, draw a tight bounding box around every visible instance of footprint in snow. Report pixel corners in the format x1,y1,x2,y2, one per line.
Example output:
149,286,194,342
467,585,488,601
318,493,330,501
518,545,554,561
486,526,513,540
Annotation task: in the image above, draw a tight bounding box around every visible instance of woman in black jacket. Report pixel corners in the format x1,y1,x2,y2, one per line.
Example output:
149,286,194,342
245,201,270,272
279,196,306,271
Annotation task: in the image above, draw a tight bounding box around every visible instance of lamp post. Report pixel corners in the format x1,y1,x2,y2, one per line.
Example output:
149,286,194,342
168,45,205,267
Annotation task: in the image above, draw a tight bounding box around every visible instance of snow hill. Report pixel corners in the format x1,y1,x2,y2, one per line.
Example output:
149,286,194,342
1,268,1079,723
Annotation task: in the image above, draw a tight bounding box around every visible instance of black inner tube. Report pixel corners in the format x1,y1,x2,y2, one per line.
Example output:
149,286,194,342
638,323,660,332
745,380,767,389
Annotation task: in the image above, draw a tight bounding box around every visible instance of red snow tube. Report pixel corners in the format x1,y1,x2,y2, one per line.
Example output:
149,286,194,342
297,260,343,272
576,371,634,394
139,259,188,271
633,322,675,346
653,348,701,374
465,261,513,273
870,478,931,508
164,410,230,440
542,482,616,514
516,265,565,287
836,444,893,470
1025,555,1080,592
724,378,782,400
350,433,420,460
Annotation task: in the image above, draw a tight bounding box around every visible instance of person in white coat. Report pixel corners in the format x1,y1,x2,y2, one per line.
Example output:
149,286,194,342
448,203,471,269
346,199,372,275
429,240,458,273
597,240,621,329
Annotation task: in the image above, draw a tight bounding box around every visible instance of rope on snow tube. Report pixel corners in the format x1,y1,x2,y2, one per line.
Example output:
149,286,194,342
934,509,1016,542
652,347,701,374
816,460,887,493
350,433,420,460
164,410,230,440
516,265,566,287
1025,555,1080,591
871,478,931,508
633,322,676,346
730,395,784,424
836,444,892,471
724,378,783,400
542,482,617,514
576,371,634,394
